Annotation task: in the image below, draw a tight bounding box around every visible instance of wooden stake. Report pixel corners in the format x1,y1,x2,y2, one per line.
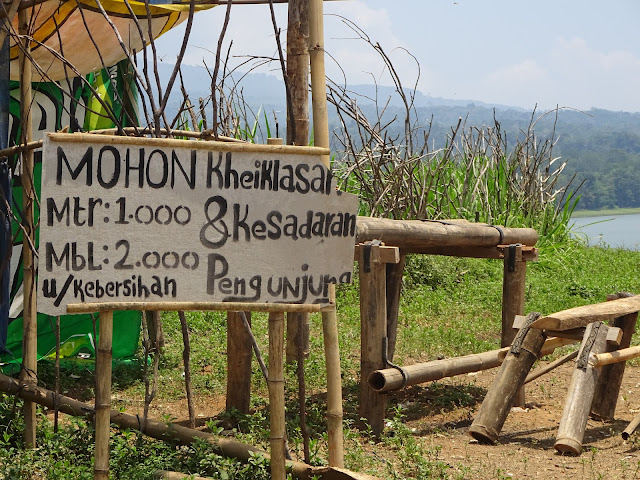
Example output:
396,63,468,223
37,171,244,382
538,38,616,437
358,244,388,436
226,311,252,414
268,312,286,480
591,292,638,420
555,321,609,455
501,244,527,407
286,312,309,364
17,7,37,449
94,310,114,480
178,311,196,428
146,311,165,354
468,316,546,443
385,253,405,361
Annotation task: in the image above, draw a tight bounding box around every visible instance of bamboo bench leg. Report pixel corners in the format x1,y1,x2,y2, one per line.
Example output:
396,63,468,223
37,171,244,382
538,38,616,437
501,244,527,407
358,246,388,437
591,293,638,420
555,321,608,455
469,315,545,444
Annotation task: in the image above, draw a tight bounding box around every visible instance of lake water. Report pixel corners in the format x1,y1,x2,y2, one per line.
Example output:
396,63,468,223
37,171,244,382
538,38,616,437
571,213,640,251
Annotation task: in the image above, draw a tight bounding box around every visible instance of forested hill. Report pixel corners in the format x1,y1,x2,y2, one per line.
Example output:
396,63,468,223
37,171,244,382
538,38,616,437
163,64,640,210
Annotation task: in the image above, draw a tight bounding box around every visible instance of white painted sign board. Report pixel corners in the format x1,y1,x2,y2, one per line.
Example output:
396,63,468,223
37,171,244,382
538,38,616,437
37,133,359,315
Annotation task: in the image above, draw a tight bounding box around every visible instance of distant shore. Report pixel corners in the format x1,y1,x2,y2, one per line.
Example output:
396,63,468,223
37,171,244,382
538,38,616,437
572,207,640,218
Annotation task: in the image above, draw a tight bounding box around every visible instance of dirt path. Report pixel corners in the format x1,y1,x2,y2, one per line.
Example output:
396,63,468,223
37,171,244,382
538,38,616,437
107,361,640,479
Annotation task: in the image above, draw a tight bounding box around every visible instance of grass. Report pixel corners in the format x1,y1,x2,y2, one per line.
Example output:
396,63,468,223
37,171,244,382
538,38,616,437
571,207,640,218
1,242,639,479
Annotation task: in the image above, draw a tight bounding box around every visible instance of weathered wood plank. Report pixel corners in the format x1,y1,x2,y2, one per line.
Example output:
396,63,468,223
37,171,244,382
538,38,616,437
531,296,640,331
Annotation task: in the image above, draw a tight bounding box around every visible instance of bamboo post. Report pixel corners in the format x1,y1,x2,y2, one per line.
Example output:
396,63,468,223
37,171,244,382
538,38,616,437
310,0,344,466
468,313,546,443
94,310,114,480
555,321,609,455
226,311,252,414
17,8,37,449
501,244,527,407
268,312,286,480
591,292,638,420
385,253,406,361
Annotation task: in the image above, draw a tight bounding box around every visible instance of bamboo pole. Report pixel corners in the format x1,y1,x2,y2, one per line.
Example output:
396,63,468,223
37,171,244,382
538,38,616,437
501,244,527,406
17,7,37,449
531,295,640,331
226,311,252,414
94,310,114,480
48,131,329,155
590,345,640,367
591,292,638,420
0,0,21,48
268,312,286,480
524,349,579,385
0,372,382,480
468,316,546,444
369,337,575,393
622,414,640,440
555,322,609,455
356,217,538,249
358,244,388,436
66,301,334,314
310,0,344,467
369,348,509,393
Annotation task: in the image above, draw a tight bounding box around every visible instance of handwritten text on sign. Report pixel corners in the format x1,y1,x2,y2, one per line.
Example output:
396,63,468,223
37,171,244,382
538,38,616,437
38,134,359,315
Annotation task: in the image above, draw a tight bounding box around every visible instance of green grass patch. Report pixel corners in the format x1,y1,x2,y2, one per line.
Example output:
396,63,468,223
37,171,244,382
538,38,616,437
571,207,640,217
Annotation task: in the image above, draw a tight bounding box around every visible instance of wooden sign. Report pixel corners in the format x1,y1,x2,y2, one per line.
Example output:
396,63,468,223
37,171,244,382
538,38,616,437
37,133,359,315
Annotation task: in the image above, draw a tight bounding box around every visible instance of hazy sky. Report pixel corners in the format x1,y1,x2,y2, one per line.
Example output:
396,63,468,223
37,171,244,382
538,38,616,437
154,0,640,112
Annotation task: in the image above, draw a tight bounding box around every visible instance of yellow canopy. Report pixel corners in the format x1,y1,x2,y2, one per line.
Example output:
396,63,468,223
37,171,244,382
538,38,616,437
9,0,214,81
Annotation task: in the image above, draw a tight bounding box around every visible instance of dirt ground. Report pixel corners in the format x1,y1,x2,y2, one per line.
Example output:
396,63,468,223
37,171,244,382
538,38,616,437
108,361,640,480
